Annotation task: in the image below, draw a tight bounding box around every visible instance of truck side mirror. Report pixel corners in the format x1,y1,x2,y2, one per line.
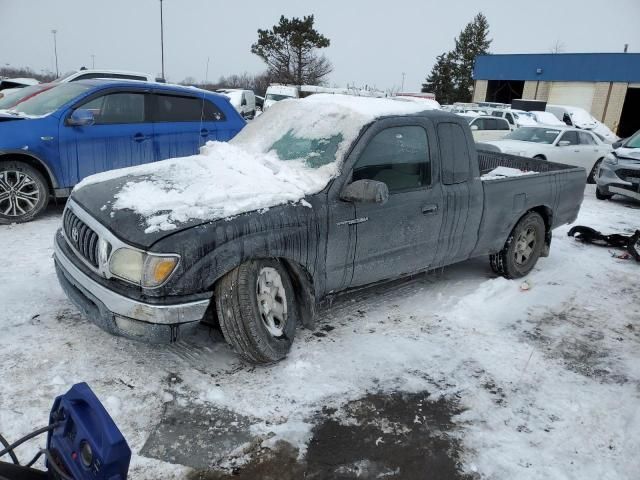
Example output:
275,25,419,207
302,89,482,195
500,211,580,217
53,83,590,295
340,179,389,204
67,108,95,127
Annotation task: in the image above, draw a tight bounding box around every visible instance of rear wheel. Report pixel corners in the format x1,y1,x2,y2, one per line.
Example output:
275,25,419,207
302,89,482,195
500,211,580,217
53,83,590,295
0,161,49,225
490,212,546,279
595,187,613,200
587,158,603,184
215,259,297,364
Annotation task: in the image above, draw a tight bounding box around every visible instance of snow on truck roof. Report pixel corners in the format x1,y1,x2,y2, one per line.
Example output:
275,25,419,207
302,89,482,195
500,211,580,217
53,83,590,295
75,95,437,233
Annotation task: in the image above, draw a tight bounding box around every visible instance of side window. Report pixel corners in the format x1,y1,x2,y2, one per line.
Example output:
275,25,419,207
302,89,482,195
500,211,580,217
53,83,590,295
438,122,471,185
352,126,430,193
203,100,226,121
578,132,596,145
472,118,485,130
559,131,579,145
496,119,510,130
506,113,515,125
491,111,502,118
484,118,498,130
78,92,145,124
154,94,211,122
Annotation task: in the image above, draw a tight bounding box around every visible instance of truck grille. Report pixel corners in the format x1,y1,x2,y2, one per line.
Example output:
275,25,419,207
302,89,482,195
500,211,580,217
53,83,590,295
63,208,100,268
617,169,640,182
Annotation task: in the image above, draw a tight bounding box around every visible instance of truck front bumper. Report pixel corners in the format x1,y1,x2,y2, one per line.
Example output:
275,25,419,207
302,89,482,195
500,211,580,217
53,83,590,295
54,232,211,343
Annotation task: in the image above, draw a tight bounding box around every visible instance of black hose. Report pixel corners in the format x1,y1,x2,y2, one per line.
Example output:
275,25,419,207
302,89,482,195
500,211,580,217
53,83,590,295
25,449,45,468
0,433,19,465
0,424,58,460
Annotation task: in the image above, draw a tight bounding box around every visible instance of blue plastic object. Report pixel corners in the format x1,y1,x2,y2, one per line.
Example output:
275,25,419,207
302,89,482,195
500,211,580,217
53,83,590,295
47,383,131,480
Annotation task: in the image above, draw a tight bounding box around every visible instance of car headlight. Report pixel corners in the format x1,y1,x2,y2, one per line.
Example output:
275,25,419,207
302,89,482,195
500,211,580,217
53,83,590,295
604,153,618,165
109,248,179,287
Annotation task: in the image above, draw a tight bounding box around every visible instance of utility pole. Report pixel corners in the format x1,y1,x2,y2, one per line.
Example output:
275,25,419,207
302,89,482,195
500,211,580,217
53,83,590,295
51,29,59,77
91,54,95,69
401,72,406,92
159,0,165,79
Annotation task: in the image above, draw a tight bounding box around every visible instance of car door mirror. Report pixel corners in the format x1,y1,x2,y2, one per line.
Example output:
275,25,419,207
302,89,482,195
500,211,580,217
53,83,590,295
470,124,479,131
67,108,95,127
557,140,571,147
612,140,623,149
340,179,389,204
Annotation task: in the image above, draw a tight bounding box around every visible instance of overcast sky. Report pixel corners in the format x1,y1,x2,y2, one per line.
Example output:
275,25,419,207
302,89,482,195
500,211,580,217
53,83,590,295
1,0,639,90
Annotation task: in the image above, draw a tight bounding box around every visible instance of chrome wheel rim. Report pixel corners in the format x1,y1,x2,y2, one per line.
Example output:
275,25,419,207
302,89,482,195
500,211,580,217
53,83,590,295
0,170,40,217
256,267,287,337
514,227,536,266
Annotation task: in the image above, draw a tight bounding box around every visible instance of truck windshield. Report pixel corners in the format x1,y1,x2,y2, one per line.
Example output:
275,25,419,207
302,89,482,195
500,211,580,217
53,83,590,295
10,83,91,117
266,93,294,102
505,127,560,144
269,130,343,168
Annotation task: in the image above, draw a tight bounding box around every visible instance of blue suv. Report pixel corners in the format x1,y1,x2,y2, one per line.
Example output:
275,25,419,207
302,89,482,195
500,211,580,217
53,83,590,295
0,80,245,223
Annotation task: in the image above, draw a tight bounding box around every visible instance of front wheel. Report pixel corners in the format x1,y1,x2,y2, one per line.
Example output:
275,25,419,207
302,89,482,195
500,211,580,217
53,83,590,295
0,161,49,225
215,259,297,364
490,212,546,279
595,187,613,200
587,159,603,184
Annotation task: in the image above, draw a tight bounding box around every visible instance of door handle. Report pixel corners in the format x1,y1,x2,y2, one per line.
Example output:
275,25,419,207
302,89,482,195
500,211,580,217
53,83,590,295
422,204,438,215
133,133,150,142
200,128,209,137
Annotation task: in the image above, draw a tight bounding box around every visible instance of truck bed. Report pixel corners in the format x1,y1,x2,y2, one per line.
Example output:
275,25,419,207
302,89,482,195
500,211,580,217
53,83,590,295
471,150,586,257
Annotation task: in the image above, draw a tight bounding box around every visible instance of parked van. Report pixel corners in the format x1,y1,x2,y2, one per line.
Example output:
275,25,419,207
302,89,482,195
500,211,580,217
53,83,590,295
264,85,299,110
217,89,256,119
463,115,512,141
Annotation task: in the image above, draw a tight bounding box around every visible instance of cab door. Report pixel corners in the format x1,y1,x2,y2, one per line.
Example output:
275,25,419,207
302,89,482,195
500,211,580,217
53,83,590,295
342,118,444,288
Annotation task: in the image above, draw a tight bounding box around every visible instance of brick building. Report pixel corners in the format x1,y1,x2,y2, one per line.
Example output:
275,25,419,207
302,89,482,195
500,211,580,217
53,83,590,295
472,53,640,137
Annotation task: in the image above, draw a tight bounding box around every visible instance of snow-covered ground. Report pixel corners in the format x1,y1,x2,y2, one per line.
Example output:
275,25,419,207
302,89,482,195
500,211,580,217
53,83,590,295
1,186,639,479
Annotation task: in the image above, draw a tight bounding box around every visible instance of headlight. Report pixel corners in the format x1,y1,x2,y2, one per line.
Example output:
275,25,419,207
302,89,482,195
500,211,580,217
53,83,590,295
604,153,618,165
109,248,179,287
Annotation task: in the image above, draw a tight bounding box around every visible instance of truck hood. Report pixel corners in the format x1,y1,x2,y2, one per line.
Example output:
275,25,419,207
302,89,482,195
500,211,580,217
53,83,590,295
71,141,339,249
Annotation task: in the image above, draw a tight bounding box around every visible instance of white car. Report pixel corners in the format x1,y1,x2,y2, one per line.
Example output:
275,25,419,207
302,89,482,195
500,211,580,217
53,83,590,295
462,115,512,141
0,77,40,98
530,110,566,126
546,104,618,143
56,69,157,83
485,126,612,183
489,108,538,128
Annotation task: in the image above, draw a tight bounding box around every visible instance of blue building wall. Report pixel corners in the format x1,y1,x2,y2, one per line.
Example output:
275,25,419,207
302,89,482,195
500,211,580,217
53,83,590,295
474,53,640,83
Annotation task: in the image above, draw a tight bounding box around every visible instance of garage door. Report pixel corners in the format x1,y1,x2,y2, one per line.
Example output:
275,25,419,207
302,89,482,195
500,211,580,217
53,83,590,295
548,82,595,111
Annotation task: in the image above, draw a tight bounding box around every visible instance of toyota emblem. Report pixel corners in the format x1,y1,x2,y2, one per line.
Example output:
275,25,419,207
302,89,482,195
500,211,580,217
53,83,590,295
71,227,79,243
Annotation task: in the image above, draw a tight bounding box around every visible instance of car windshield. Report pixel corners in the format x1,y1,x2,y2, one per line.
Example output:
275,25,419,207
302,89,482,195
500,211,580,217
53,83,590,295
266,93,294,102
268,130,343,168
625,131,640,149
0,85,46,109
505,127,561,144
10,83,91,116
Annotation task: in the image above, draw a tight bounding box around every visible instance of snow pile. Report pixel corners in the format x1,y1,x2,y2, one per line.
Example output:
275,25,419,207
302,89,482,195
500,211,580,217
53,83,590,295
75,95,432,232
481,166,538,180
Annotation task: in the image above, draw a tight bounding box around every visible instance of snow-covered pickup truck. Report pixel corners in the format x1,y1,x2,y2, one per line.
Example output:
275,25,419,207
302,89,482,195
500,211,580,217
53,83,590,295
53,95,586,364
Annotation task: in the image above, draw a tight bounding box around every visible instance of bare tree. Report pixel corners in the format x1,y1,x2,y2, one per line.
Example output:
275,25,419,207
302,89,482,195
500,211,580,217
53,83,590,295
549,40,566,54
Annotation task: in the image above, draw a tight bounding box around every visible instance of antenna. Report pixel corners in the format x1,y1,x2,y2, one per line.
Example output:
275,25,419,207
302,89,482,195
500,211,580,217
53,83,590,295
198,56,210,148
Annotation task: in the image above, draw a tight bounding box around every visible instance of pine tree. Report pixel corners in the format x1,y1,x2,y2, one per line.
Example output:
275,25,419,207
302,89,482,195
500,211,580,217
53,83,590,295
251,15,333,86
421,12,491,104
452,13,492,102
422,52,457,105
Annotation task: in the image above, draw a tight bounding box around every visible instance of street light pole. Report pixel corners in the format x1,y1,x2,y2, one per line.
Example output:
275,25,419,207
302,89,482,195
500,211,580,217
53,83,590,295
401,72,406,92
160,0,165,79
91,54,95,69
51,29,59,77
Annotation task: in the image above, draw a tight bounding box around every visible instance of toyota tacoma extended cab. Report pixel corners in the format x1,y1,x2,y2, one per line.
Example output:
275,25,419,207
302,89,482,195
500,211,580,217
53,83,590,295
53,95,586,364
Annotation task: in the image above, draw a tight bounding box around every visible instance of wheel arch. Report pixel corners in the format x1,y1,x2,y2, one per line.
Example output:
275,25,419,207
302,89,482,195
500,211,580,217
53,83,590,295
533,154,547,160
0,152,59,195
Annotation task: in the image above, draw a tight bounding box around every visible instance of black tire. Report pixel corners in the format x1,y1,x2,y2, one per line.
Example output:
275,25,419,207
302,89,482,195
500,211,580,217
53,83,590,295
0,161,49,225
215,259,297,364
595,187,613,200
587,159,603,184
490,212,546,279
533,155,546,160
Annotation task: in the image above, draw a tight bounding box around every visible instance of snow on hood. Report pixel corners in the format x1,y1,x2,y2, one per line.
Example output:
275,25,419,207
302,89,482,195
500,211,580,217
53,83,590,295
75,94,431,233
615,147,640,161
